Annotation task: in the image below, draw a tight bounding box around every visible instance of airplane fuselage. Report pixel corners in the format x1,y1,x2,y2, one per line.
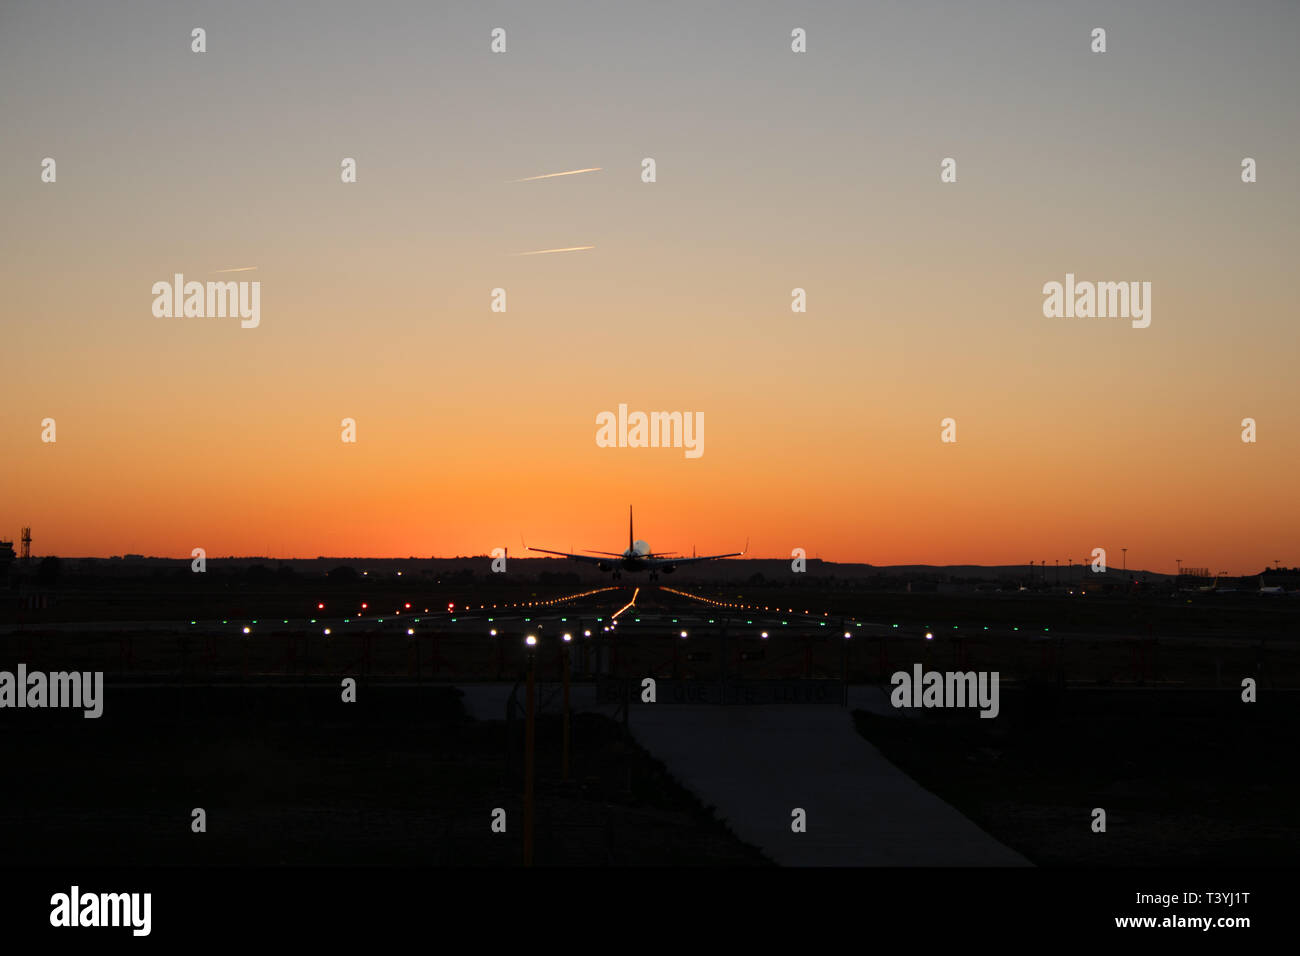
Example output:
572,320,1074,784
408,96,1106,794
610,541,672,573
528,507,742,578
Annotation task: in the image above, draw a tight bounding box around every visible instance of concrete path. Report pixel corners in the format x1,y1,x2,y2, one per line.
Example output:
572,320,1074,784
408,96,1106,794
449,682,1028,866
625,704,1028,866
846,685,901,716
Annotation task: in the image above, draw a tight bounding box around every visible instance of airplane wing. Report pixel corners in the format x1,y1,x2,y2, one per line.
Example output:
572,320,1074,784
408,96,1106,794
528,547,612,566
641,550,744,568
645,535,746,567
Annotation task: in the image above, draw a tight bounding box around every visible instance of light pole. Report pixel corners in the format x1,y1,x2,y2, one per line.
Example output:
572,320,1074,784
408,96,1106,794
841,627,851,707
561,633,572,782
1122,548,1127,572
524,634,537,866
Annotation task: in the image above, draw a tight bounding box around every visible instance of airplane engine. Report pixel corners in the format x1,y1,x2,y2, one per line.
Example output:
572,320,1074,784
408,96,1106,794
661,565,676,574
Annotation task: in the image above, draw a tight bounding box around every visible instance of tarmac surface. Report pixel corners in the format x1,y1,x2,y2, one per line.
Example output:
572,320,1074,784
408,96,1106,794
451,682,1029,866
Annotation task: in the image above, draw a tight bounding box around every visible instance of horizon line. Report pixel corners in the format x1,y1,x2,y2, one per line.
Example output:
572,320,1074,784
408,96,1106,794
8,554,1273,577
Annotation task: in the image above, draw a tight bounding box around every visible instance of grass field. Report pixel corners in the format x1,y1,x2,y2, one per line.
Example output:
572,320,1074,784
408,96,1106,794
0,683,769,866
853,686,1300,866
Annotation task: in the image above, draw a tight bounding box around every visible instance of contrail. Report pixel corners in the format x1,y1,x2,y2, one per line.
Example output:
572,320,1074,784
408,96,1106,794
514,246,595,256
212,266,259,273
509,167,602,182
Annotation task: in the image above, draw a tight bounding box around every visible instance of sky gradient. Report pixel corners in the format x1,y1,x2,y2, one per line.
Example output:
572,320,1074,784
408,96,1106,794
2,0,1298,573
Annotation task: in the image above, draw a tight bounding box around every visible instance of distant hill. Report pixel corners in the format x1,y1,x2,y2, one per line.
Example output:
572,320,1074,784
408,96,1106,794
39,554,1183,584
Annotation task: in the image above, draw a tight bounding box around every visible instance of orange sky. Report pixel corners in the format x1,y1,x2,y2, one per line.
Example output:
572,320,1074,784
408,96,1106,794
2,1,1298,574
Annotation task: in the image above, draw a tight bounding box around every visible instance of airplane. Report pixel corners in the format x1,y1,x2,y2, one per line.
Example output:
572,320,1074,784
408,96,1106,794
528,506,745,580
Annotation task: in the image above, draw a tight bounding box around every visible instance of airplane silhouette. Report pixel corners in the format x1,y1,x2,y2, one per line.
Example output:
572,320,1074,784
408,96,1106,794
528,506,744,580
